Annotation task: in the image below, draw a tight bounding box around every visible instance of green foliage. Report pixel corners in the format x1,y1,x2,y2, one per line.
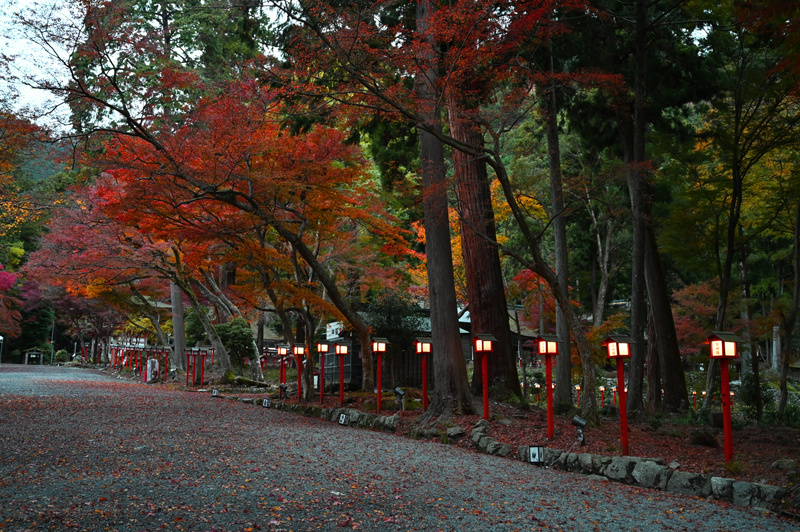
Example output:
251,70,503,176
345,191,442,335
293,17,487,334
184,308,209,347
214,318,256,369
738,372,774,417
54,349,69,363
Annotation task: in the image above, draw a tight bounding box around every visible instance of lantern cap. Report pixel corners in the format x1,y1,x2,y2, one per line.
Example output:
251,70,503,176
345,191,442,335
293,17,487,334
534,334,559,343
415,337,433,344
473,334,497,352
702,331,744,344
601,335,633,346
371,337,390,345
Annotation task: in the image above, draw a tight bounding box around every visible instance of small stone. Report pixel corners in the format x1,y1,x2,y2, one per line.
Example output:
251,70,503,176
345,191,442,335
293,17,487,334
771,459,797,471
446,426,466,439
668,460,681,469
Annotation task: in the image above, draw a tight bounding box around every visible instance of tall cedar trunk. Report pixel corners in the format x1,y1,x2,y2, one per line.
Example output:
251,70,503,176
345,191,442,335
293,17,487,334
544,77,572,406
645,227,688,412
778,197,800,415
170,280,186,371
417,0,475,420
447,95,521,400
646,310,661,412
624,0,648,418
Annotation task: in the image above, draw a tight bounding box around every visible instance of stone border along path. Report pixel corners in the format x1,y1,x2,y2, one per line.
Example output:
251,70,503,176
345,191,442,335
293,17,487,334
209,393,789,514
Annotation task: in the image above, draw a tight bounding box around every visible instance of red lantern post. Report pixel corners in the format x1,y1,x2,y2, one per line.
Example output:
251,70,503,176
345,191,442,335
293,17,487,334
335,342,349,407
371,338,389,414
415,338,432,411
535,335,559,440
603,335,632,456
317,342,330,405
292,344,306,400
473,335,496,421
599,386,605,406
276,345,289,399
704,332,742,464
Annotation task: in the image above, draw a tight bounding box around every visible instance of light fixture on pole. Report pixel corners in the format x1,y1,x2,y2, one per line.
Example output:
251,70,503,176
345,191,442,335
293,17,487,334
277,344,289,399
292,344,306,399
603,334,632,456
703,331,743,464
473,334,496,421
335,341,350,407
534,334,559,439
316,342,330,405
599,385,605,406
371,338,389,414
415,337,432,411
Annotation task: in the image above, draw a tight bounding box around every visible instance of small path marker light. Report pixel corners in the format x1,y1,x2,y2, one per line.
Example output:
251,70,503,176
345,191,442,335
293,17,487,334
534,383,541,406
317,342,330,405
371,338,389,414
394,387,406,412
414,337,432,411
335,341,350,407
535,335,559,439
473,334,496,421
575,385,581,407
599,386,605,406
572,415,587,447
603,334,632,456
703,331,743,464
692,390,697,410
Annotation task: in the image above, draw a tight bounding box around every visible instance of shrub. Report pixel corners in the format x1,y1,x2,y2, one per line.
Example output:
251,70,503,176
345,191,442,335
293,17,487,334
54,349,69,363
214,318,257,368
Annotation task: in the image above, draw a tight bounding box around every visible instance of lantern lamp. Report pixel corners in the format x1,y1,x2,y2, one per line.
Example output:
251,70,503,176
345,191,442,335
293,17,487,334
415,337,432,354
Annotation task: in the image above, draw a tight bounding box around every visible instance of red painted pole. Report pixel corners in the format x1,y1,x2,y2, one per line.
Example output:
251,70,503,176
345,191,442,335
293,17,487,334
617,358,629,456
200,353,206,385
600,389,605,405
720,359,734,463
319,353,325,404
376,352,382,414
297,355,302,400
482,351,489,420
339,355,345,407
545,356,554,440
421,353,428,412
186,353,191,386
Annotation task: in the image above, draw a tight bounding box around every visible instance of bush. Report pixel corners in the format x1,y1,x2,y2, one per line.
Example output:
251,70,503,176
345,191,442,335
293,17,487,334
214,318,257,368
738,372,775,419
54,349,69,363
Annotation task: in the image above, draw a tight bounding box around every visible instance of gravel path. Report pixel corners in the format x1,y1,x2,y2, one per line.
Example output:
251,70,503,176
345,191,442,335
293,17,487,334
0,365,795,531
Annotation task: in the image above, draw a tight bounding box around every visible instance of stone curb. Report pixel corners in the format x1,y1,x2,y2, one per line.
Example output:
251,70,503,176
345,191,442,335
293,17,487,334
212,393,790,513
516,443,787,511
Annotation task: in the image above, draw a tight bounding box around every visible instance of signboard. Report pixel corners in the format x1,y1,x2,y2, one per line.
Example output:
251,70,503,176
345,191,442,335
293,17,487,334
326,322,344,340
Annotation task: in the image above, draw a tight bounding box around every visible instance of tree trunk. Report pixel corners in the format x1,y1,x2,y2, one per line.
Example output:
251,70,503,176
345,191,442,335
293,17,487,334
170,280,186,371
778,197,800,416
624,0,648,419
543,72,572,407
416,0,475,422
645,227,687,412
447,94,520,401
646,309,661,413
